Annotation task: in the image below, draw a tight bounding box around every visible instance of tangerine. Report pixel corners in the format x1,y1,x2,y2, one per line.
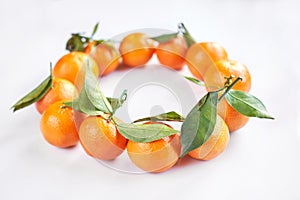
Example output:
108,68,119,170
79,116,128,160
205,59,252,132
53,52,99,90
127,122,181,173
84,42,120,76
40,101,79,148
35,78,78,114
186,42,228,81
188,115,229,160
119,33,155,67
156,35,187,70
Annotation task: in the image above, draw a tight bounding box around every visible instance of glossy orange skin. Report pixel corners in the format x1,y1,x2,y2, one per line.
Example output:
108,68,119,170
205,60,252,132
127,122,181,173
84,42,120,76
186,42,228,81
79,116,128,160
205,59,252,92
53,52,99,90
119,33,155,67
35,78,78,114
156,35,188,70
188,115,230,160
40,101,79,148
219,100,250,133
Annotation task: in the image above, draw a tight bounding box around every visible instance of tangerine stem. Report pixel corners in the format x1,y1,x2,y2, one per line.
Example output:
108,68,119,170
218,77,242,102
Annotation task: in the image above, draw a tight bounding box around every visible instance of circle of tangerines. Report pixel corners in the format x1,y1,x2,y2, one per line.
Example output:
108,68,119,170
12,23,273,173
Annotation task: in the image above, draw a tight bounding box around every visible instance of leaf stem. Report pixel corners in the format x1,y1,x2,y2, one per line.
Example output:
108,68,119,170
218,77,242,102
107,89,127,122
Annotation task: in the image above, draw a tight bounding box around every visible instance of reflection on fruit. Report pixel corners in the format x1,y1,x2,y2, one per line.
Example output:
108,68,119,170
40,101,79,148
188,115,229,160
35,78,78,114
156,35,187,70
119,33,155,67
79,116,128,160
127,122,181,173
186,42,228,81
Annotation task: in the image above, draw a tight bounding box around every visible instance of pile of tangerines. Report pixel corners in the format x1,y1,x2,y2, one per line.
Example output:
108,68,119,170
12,23,273,173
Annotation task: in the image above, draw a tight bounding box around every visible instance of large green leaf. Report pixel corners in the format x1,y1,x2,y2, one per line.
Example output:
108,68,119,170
84,65,112,113
117,123,179,143
180,92,218,157
226,90,274,119
11,74,52,112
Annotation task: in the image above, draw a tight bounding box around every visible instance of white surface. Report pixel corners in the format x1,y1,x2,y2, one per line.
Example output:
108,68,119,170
1,0,300,199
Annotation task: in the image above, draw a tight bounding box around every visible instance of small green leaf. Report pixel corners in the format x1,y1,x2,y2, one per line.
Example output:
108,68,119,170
226,90,274,119
178,23,196,48
180,92,218,157
151,32,178,43
117,123,179,143
184,76,205,86
107,97,122,111
133,111,185,123
84,65,112,113
11,74,52,112
91,22,99,38
66,34,84,52
107,89,127,112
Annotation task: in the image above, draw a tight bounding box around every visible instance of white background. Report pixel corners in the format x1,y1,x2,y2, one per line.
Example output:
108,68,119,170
1,0,300,199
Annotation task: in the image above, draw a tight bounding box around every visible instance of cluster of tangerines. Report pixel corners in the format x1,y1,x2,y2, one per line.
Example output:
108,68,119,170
12,23,273,173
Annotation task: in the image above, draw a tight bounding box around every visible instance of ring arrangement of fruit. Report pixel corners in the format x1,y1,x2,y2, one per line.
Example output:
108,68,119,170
12,23,274,173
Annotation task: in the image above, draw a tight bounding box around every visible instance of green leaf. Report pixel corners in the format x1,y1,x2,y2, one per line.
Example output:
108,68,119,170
64,68,126,117
184,76,205,86
117,123,179,143
107,89,127,112
178,23,196,48
64,96,105,116
64,99,80,111
133,111,185,123
91,22,99,38
226,90,274,119
79,86,105,116
11,74,52,112
107,97,122,111
151,32,178,43
180,92,218,157
66,34,84,52
84,65,112,113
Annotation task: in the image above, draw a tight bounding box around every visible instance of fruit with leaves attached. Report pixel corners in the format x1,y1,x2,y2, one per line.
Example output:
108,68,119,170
188,115,229,160
35,78,78,114
205,59,252,132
